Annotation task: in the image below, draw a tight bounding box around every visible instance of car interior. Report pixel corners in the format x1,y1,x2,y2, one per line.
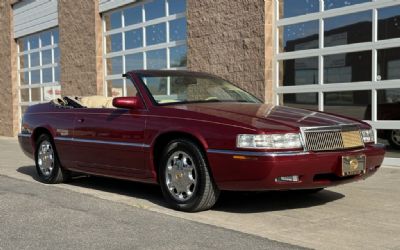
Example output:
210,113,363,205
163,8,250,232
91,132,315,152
51,96,116,109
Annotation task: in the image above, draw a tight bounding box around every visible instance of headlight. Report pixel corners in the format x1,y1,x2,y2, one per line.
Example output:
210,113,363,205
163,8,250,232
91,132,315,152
361,129,374,143
237,133,303,149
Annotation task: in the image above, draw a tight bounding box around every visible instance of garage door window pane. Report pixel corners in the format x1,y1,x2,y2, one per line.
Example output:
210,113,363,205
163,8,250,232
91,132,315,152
42,68,52,83
280,93,318,110
378,5,400,40
20,54,29,69
54,47,60,64
146,23,166,46
125,29,143,49
108,79,124,97
280,0,319,19
170,45,187,67
145,0,165,21
30,52,40,67
31,70,40,84
31,88,41,101
377,129,400,157
20,88,29,102
124,6,142,26
42,50,52,65
324,51,371,83
41,32,51,47
108,33,123,52
43,86,54,101
53,30,59,44
108,11,122,30
280,21,318,52
279,57,318,86
20,72,29,85
108,57,123,75
324,91,371,120
170,18,186,42
377,89,400,120
126,53,143,70
29,35,39,49
169,0,186,15
147,49,167,69
54,67,60,82
378,47,400,81
324,0,371,10
324,11,372,47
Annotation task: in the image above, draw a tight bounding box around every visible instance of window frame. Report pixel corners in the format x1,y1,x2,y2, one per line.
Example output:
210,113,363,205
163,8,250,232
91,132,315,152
17,28,60,125
102,0,187,97
274,0,400,164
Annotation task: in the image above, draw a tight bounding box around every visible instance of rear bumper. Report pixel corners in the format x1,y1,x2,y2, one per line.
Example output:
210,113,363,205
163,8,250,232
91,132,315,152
207,144,385,191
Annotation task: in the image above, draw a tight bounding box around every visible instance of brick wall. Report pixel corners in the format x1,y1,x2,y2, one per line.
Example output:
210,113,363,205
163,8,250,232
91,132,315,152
0,0,18,136
58,0,104,96
187,0,270,102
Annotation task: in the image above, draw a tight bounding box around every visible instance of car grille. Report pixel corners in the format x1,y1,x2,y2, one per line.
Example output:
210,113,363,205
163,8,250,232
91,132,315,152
302,125,364,152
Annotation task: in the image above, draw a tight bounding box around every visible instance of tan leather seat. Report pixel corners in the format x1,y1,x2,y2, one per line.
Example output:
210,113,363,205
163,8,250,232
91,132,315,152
80,96,115,109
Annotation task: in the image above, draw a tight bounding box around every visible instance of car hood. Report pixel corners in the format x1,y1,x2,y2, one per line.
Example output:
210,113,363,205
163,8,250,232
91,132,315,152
169,102,365,132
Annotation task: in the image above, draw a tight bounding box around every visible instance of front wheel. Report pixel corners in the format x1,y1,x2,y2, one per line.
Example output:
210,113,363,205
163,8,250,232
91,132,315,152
159,139,220,212
388,130,400,149
35,134,70,184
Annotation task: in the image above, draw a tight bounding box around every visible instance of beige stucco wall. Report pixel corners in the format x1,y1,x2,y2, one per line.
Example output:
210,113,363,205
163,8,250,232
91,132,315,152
0,0,18,137
187,0,273,103
58,0,104,96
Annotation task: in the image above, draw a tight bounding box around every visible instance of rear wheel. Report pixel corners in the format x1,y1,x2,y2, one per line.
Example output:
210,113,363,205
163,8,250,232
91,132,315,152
35,134,70,184
159,139,220,212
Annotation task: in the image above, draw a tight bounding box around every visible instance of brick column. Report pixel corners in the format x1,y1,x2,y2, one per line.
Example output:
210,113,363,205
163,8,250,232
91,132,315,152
187,0,267,102
58,0,104,96
264,0,274,104
0,1,19,137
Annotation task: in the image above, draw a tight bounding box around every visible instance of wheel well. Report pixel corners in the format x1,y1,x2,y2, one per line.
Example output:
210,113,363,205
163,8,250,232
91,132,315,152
33,127,52,143
153,132,206,178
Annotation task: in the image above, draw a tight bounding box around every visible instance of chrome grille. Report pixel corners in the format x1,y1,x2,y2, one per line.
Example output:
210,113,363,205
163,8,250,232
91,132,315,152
302,125,364,152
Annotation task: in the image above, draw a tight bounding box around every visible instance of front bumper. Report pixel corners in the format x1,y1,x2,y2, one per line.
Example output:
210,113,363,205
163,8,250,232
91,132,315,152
207,144,385,191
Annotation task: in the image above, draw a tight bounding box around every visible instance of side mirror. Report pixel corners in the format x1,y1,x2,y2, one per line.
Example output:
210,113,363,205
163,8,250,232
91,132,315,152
112,96,143,109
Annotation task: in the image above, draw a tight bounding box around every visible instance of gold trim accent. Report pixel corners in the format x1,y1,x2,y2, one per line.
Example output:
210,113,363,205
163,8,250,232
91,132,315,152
341,131,363,148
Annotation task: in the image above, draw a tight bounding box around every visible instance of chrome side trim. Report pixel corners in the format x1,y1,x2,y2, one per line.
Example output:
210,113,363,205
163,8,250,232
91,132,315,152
207,149,310,157
18,133,31,138
54,137,150,148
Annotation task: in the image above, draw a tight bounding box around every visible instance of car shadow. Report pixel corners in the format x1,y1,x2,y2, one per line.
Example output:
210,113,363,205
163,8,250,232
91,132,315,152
212,189,345,213
17,165,167,207
17,166,345,213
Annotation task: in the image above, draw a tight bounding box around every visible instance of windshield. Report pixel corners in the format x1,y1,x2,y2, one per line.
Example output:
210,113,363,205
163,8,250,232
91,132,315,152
140,75,261,105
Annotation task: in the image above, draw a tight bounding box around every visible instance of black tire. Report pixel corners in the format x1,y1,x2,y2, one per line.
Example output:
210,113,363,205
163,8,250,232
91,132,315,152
35,134,70,184
159,139,220,212
388,130,400,149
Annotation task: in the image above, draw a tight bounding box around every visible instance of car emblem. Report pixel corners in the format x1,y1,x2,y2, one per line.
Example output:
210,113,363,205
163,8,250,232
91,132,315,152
349,159,359,170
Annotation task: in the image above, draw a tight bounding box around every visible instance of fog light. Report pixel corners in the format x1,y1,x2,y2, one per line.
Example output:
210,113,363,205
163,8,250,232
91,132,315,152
275,175,300,182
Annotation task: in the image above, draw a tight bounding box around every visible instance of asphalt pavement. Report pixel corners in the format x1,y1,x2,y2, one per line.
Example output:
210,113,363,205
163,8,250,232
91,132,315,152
0,175,304,250
0,137,399,249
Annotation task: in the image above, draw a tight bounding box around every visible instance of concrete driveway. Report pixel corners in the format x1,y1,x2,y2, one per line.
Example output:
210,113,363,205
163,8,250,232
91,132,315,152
0,137,399,249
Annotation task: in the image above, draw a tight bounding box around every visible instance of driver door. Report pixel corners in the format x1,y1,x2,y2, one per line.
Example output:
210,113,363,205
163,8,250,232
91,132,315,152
70,81,150,180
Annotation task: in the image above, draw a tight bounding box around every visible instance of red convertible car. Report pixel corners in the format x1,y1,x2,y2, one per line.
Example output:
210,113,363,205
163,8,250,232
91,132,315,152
19,70,385,212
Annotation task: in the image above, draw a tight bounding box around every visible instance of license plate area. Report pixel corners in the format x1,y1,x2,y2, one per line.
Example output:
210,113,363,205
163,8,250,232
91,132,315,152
341,155,366,176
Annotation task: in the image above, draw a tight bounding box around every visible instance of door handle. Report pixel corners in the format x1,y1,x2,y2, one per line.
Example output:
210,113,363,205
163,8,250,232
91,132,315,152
77,118,85,123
